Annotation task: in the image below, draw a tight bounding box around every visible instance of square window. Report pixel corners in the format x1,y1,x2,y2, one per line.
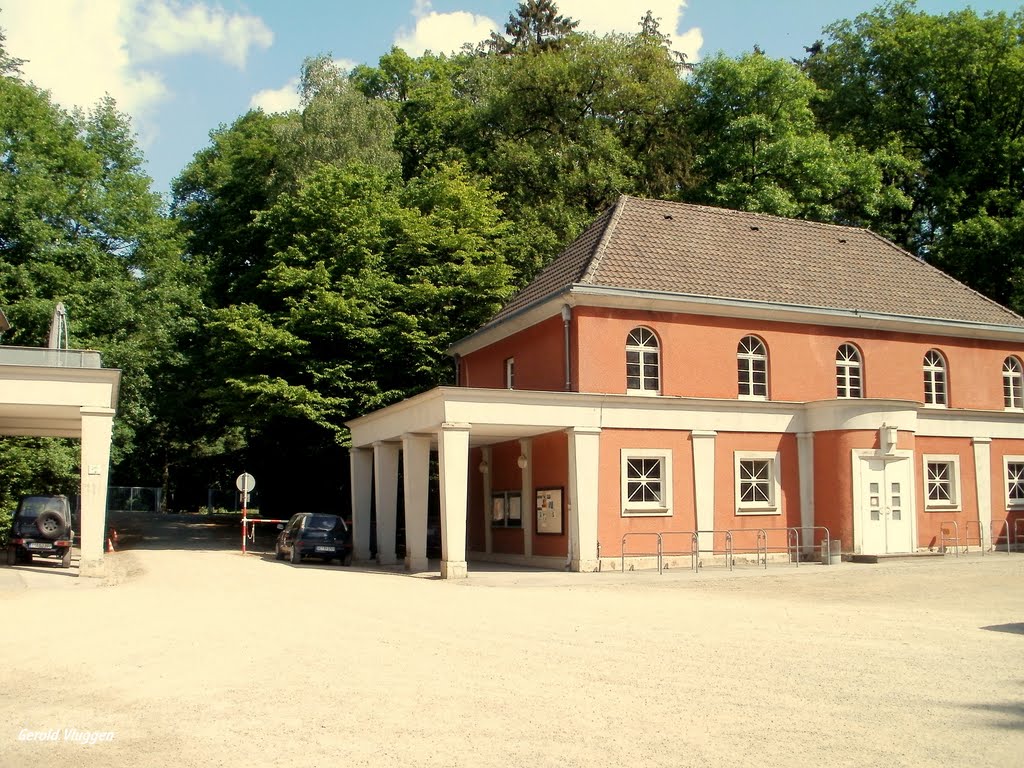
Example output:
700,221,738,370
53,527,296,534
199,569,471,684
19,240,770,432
734,452,782,515
620,449,672,516
923,456,960,511
1005,457,1024,507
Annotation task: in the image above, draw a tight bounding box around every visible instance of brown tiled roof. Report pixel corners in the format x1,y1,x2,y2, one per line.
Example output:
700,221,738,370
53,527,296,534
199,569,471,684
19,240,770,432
488,195,1024,328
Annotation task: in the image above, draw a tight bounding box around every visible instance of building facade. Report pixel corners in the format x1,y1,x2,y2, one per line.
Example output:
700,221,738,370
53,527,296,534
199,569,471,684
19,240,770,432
346,197,1024,577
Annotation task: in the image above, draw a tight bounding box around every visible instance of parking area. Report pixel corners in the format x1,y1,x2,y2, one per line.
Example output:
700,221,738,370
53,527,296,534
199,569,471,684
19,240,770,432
2,535,1023,767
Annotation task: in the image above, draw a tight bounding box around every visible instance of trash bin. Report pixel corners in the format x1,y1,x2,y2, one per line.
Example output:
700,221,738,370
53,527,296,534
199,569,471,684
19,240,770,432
821,539,841,565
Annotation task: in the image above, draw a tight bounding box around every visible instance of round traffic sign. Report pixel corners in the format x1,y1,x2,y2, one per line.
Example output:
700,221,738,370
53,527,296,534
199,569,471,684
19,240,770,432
235,473,256,493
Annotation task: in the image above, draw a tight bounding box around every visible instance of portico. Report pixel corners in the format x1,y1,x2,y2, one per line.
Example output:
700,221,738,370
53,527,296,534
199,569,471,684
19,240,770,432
0,347,121,576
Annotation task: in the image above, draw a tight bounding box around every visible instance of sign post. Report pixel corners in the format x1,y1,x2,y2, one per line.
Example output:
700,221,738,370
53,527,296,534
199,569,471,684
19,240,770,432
236,473,256,554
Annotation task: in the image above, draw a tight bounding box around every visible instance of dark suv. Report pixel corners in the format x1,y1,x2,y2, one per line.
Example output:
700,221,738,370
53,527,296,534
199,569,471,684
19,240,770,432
5,495,75,568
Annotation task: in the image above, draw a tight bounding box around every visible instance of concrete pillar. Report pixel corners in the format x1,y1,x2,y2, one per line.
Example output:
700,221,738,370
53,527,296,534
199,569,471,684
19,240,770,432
481,446,493,555
973,437,993,550
349,447,373,561
373,441,400,565
519,438,533,558
438,422,471,579
691,430,717,554
402,433,431,571
78,407,115,577
797,432,816,557
566,426,601,572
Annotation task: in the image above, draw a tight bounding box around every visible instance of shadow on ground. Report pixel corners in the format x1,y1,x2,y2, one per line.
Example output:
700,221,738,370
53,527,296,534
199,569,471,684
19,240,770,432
107,512,272,552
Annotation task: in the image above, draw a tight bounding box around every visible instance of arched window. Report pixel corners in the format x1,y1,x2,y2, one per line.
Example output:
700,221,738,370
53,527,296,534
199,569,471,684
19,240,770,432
738,335,768,399
923,350,947,406
626,327,660,394
836,344,863,398
1003,356,1023,409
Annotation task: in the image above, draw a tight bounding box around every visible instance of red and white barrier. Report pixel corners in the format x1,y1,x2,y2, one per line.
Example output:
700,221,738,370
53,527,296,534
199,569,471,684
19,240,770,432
240,516,289,555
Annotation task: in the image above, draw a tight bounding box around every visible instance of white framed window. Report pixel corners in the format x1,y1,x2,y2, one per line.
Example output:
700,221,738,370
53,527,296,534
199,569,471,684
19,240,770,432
1003,356,1023,409
836,343,863,398
923,455,960,510
626,327,660,394
738,335,768,399
504,357,515,389
923,350,947,407
1005,456,1024,508
734,451,782,515
620,449,672,516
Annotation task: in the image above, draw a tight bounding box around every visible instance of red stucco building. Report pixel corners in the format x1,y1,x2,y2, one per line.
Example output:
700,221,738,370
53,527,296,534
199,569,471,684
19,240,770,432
347,196,1024,577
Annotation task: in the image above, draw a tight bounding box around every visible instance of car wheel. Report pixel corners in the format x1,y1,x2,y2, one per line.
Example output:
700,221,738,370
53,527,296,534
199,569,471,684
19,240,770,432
5,546,15,566
290,546,302,565
61,549,72,569
342,552,353,567
275,545,285,561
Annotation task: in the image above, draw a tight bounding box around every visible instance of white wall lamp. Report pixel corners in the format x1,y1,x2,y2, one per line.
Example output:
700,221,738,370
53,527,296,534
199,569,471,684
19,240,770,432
517,454,528,470
478,459,489,475
880,424,898,455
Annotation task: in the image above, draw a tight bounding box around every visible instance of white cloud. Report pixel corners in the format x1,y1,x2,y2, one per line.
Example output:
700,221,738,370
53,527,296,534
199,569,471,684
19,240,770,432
395,1,498,56
557,0,703,62
130,0,273,69
1,0,274,139
3,0,166,117
249,59,356,114
250,77,301,113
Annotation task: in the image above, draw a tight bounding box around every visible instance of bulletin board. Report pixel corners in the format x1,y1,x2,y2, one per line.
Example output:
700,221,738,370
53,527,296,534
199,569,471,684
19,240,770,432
535,487,563,535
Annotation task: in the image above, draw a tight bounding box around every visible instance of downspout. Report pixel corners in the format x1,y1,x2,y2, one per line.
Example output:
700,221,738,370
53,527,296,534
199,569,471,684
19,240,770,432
561,304,572,391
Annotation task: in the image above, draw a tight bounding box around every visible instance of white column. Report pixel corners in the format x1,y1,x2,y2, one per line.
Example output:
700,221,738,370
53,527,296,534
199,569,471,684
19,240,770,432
349,448,373,561
519,438,534,558
566,426,601,572
438,422,471,579
973,437,993,550
373,441,400,565
402,433,431,571
692,430,717,554
797,432,816,557
78,407,115,577
481,446,493,555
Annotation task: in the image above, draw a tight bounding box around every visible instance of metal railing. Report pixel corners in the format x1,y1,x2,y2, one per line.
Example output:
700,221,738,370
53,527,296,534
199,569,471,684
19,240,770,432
616,526,832,575
939,520,987,556
1013,518,1024,552
660,531,699,573
0,345,103,368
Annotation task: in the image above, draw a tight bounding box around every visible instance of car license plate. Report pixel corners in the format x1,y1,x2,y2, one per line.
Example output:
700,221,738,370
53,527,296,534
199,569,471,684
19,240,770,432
315,545,334,552
28,543,53,550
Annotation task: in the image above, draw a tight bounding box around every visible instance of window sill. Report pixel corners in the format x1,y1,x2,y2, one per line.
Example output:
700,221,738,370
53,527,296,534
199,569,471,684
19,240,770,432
924,505,961,513
626,389,661,397
923,403,947,409
622,508,672,517
736,507,781,516
738,394,768,401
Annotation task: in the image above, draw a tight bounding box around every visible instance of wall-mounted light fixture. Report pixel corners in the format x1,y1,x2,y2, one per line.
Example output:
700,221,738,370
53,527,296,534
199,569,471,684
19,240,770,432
517,454,528,470
880,424,898,455
478,459,489,475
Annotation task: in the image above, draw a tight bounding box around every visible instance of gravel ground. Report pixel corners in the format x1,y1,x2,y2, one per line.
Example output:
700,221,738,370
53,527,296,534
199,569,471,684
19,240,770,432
2,523,1023,768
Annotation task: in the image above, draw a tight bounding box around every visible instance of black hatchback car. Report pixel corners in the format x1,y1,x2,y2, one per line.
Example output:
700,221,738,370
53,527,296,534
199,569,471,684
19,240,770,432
5,495,75,568
275,513,352,566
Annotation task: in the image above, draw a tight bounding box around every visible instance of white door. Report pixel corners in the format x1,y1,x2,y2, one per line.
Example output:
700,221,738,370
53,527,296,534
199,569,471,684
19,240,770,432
861,457,913,554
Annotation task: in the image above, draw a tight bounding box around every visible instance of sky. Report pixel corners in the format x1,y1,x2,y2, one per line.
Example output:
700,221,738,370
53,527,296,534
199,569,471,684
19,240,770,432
2,0,1021,199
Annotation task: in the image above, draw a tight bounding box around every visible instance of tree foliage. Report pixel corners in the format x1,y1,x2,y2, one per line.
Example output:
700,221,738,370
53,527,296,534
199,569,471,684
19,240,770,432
804,1,1024,307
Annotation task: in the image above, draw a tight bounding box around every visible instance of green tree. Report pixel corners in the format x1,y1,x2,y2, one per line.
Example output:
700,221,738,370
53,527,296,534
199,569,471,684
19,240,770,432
487,0,580,54
804,2,1024,308
0,75,203,494
685,52,908,225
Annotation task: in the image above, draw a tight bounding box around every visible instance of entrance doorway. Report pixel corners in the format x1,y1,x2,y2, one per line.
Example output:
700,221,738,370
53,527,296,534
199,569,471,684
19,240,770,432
855,453,914,555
